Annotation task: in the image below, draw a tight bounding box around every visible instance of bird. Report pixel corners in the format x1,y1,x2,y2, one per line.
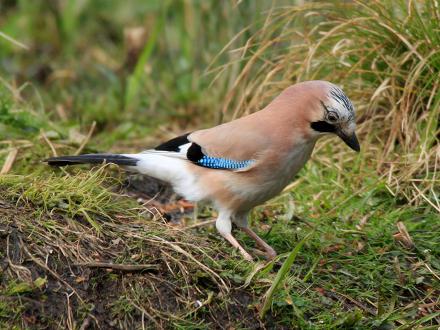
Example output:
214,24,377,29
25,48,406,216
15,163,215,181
45,80,360,261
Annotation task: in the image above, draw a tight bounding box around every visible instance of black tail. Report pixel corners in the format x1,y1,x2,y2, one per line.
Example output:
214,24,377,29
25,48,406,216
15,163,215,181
45,154,139,167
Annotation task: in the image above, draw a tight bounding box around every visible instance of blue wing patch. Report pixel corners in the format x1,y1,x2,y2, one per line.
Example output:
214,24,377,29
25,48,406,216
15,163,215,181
198,156,254,170
186,141,254,170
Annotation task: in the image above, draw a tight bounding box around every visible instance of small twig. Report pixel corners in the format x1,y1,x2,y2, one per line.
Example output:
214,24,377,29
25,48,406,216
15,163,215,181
79,307,95,330
41,131,58,157
65,292,74,330
424,262,440,281
6,231,32,282
356,215,369,231
184,219,216,230
0,31,30,50
75,121,96,155
1,148,18,174
20,238,84,304
150,235,229,292
411,182,440,213
74,262,158,272
330,290,376,315
339,229,367,236
394,221,414,249
127,297,162,329
418,301,440,309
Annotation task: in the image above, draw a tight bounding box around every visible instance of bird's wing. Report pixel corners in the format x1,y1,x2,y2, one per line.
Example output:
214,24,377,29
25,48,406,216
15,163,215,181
149,118,270,172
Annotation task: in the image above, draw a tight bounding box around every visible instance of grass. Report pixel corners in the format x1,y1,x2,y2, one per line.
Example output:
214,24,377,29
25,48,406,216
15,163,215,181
1,0,439,329
214,0,439,209
260,231,314,319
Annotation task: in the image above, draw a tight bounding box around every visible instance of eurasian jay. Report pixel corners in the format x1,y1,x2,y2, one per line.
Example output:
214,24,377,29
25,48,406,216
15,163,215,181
46,80,360,261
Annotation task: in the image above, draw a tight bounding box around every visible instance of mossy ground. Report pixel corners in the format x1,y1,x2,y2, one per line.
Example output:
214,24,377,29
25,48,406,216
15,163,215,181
1,1,439,329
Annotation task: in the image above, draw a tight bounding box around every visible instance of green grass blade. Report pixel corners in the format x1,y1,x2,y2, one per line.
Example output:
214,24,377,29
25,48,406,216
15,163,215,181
259,231,314,319
79,208,102,233
124,17,163,110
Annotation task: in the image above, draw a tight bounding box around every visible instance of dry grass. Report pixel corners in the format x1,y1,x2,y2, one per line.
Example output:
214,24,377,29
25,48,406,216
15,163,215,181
0,172,249,328
213,0,439,211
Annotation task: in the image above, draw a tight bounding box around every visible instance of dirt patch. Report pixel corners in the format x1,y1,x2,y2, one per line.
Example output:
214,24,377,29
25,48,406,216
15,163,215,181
0,179,269,329
123,175,193,225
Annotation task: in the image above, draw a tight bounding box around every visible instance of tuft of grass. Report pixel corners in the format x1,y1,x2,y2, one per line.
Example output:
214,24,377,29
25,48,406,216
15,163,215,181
215,0,440,210
260,231,314,318
0,166,137,230
241,152,439,328
0,168,244,328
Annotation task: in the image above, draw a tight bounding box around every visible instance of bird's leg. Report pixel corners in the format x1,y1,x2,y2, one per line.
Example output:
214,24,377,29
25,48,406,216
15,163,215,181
233,212,277,260
222,233,253,261
240,227,277,260
216,211,253,261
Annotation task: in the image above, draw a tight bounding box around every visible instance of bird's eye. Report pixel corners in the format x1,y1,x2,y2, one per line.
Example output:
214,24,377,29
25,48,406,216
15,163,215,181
327,113,338,123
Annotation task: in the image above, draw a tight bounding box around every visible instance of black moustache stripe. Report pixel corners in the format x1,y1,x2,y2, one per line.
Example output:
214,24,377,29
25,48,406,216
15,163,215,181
311,121,336,133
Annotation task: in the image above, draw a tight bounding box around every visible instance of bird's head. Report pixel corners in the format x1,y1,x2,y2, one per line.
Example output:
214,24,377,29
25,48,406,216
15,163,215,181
308,83,360,152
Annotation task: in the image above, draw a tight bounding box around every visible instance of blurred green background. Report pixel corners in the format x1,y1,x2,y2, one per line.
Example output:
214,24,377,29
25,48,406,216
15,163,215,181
0,1,439,329
0,0,274,147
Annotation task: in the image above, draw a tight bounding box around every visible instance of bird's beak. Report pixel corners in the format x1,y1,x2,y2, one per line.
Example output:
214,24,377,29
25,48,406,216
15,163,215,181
337,130,360,152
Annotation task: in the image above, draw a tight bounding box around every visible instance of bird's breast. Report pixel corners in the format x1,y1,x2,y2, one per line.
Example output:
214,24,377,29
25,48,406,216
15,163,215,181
230,140,316,210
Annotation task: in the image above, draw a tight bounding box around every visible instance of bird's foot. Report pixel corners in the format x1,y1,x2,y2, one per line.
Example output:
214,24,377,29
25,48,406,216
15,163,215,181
222,232,253,261
241,250,253,261
240,227,277,260
251,247,277,260
264,247,277,260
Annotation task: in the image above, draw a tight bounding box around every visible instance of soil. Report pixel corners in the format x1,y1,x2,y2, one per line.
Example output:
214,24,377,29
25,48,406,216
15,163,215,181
0,177,271,329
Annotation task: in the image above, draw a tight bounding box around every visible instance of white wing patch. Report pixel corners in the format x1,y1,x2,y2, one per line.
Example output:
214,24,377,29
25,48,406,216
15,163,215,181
140,142,192,160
